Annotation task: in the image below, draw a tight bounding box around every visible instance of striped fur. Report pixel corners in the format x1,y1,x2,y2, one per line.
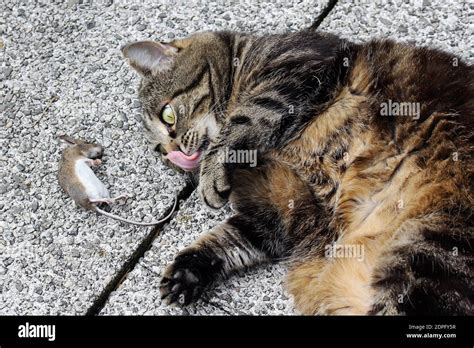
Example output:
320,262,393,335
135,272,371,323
124,29,473,314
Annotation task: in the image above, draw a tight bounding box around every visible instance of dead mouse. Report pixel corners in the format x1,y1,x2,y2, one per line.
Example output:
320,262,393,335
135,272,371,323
58,134,177,226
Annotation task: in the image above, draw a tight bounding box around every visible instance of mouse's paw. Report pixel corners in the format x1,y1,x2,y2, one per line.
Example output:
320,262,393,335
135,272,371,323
111,193,132,203
85,158,102,167
90,198,113,205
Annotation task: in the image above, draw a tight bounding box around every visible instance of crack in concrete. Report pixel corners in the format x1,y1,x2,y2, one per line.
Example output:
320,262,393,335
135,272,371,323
310,0,338,31
85,182,195,316
85,0,339,316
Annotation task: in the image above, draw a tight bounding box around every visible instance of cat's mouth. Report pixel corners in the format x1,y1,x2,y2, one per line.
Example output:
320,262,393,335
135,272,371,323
166,150,202,171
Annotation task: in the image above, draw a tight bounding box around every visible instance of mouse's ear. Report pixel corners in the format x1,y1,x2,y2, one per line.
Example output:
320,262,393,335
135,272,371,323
58,134,77,145
121,41,179,77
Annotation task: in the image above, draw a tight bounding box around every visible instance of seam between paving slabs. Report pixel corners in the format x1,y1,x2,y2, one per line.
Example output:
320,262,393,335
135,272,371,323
310,0,338,30
85,182,195,316
84,0,339,316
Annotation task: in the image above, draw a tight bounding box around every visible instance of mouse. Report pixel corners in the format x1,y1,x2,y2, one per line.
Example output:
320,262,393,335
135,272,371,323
58,134,177,226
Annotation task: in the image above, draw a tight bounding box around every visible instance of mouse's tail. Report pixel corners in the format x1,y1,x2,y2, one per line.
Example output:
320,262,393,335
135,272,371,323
94,195,178,226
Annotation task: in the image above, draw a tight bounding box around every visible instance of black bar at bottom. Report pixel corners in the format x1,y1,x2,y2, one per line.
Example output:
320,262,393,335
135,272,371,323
0,315,471,346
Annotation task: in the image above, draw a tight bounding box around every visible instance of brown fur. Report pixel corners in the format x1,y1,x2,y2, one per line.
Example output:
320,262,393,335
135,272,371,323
124,30,473,314
269,41,473,314
58,138,104,211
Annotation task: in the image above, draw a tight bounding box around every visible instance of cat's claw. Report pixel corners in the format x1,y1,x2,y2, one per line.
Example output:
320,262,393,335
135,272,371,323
160,254,207,306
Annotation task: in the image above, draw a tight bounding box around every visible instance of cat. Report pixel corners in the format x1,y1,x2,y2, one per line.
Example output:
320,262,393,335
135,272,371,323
121,20,473,314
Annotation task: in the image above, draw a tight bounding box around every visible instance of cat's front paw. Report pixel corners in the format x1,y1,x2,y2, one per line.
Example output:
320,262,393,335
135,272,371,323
160,250,220,306
160,267,204,306
198,152,231,209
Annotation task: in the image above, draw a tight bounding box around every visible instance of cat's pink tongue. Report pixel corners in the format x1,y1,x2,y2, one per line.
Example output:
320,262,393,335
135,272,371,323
166,150,202,171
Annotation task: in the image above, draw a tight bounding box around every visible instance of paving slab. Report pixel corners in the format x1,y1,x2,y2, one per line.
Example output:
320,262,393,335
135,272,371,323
319,0,472,62
99,0,472,316
93,0,326,316
1,0,471,316
100,191,296,315
0,0,324,316
0,1,186,315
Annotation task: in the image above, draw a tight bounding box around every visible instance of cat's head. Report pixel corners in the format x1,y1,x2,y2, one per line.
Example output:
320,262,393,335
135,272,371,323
122,32,232,173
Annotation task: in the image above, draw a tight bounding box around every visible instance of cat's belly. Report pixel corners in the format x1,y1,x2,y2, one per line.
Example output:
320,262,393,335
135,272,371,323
337,152,412,232
75,160,110,200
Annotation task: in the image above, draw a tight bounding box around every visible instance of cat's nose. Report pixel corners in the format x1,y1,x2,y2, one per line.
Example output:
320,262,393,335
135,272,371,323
154,144,167,155
153,143,179,156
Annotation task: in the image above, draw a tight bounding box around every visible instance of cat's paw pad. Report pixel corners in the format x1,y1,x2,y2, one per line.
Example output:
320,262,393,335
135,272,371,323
160,259,205,306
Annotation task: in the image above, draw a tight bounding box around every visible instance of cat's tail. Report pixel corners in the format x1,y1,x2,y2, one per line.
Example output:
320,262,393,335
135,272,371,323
308,0,338,31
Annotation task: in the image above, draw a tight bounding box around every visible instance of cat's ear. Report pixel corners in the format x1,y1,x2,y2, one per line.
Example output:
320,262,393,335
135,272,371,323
121,41,179,77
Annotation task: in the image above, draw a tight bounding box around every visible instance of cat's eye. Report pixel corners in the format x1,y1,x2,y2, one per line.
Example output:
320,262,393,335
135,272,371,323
161,104,176,125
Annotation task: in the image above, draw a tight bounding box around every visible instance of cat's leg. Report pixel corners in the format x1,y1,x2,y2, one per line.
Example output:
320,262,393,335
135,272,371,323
159,216,269,305
161,160,329,306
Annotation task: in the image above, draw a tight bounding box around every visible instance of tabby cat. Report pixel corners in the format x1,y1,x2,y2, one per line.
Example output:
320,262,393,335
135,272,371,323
121,16,473,314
